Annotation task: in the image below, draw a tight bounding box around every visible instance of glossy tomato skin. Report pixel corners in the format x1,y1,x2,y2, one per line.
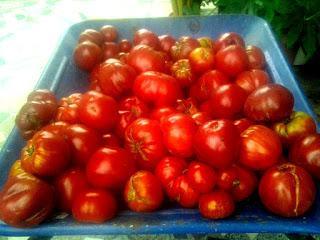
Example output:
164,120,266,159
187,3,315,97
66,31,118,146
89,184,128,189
55,93,82,124
54,168,88,213
102,133,121,147
41,121,69,137
244,83,294,122
171,59,196,88
235,69,270,95
21,130,70,177
159,35,176,53
215,32,245,52
65,124,101,167
86,147,136,190
246,45,266,69
133,71,182,107
78,91,118,132
72,189,117,223
191,112,211,126
150,106,177,122
100,25,118,42
175,98,198,116
233,118,253,134
171,175,199,208
124,170,164,212
189,47,215,73
124,118,166,170
259,163,316,217
78,29,104,46
170,36,200,61
197,37,215,52
119,39,132,52
102,42,120,60
73,41,102,71
199,190,235,219
133,29,160,50
194,120,240,169
239,125,282,171
289,134,320,179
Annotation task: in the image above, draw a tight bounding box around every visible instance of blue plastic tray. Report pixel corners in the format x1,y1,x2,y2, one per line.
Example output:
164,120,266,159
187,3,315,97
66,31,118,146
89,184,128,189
0,15,319,236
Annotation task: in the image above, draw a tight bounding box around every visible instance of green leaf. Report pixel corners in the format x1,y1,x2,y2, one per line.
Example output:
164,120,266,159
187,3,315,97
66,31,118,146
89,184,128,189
301,24,317,60
286,22,303,48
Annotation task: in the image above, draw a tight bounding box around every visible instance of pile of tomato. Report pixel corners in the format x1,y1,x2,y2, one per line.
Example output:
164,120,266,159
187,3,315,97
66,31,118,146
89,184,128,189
0,24,319,228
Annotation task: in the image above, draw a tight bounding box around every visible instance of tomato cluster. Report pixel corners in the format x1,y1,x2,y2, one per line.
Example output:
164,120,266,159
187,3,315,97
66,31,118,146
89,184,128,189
2,25,319,228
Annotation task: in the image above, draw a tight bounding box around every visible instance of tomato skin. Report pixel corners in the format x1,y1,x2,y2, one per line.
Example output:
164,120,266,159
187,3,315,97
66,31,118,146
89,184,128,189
259,163,316,217
41,121,69,137
73,41,102,71
100,25,118,42
244,83,294,122
159,35,176,53
161,113,197,158
197,37,215,52
124,118,166,170
233,118,253,134
102,42,120,60
21,130,70,177
79,29,104,46
150,106,177,122
65,124,101,167
171,175,199,208
246,45,266,69
199,190,235,219
289,134,320,180
215,32,245,52
54,168,88,213
175,98,198,116
191,112,211,126
124,170,163,212
189,47,215,73
186,161,217,194
170,36,200,61
102,133,121,147
55,93,82,124
72,189,117,223
194,120,240,169
133,71,182,107
78,91,118,132
235,70,270,95
239,125,282,171
171,59,196,88
133,29,160,50
119,39,132,52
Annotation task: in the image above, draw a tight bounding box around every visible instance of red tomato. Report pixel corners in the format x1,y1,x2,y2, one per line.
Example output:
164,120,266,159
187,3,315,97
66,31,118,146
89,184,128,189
171,59,196,87
124,118,166,170
78,91,118,132
191,112,211,126
197,36,215,53
119,39,132,52
246,45,266,69
199,190,235,219
150,106,177,122
259,163,316,217
175,98,198,116
78,29,104,46
21,130,70,177
235,70,270,94
170,36,200,61
72,189,117,223
216,45,248,77
217,165,257,202
102,42,119,60
244,83,294,122
54,168,88,213
289,134,320,179
239,125,282,171
55,93,82,124
233,118,253,134
194,120,240,169
117,52,129,64
41,121,69,137
171,175,199,208
127,45,166,73
133,29,160,50
124,170,163,212
65,124,101,167
209,83,247,119
102,133,121,147
73,41,102,71
161,113,197,158
86,147,136,190
158,35,176,53
189,47,215,73
215,32,245,52
133,71,182,107
100,25,118,42
89,79,102,92
186,161,217,194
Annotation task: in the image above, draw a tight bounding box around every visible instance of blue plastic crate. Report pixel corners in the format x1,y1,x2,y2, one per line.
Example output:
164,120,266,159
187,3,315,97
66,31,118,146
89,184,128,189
0,15,319,236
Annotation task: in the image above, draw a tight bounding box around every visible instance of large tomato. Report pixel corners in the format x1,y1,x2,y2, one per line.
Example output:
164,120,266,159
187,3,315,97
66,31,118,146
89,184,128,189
73,41,102,71
55,93,82,124
171,59,196,88
170,36,200,61
235,69,270,94
100,25,118,42
158,35,176,53
215,32,245,52
171,175,199,208
246,45,266,69
189,47,215,73
175,98,198,116
133,29,160,50
78,29,104,46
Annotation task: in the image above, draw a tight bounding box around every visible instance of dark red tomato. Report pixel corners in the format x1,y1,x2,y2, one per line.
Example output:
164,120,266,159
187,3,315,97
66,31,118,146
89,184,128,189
209,83,247,119
189,47,215,73
175,98,198,116
100,25,118,42
21,130,70,177
78,29,104,46
150,106,177,122
78,90,118,132
289,134,320,179
199,100,212,115
259,163,316,217
73,41,102,71
189,70,230,103
199,190,235,219
170,36,200,61
117,52,129,64
216,45,248,77
41,121,69,137
161,113,197,158
27,89,57,104
124,170,163,212
194,120,240,169
124,118,166,170
86,147,136,190
239,125,282,171
233,118,253,134
244,84,294,122
116,96,149,138
215,32,245,52
65,124,101,167
159,35,176,53
171,175,199,208
119,39,132,52
246,45,266,69
96,61,136,99
217,165,257,202
102,133,121,147
133,28,160,50
89,79,102,92
55,93,82,124
235,69,270,94
72,188,117,223
127,45,166,73
54,168,88,213
186,161,217,194
171,59,196,88
191,112,211,126
197,37,215,53
0,177,54,227
102,42,119,60
133,71,182,107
